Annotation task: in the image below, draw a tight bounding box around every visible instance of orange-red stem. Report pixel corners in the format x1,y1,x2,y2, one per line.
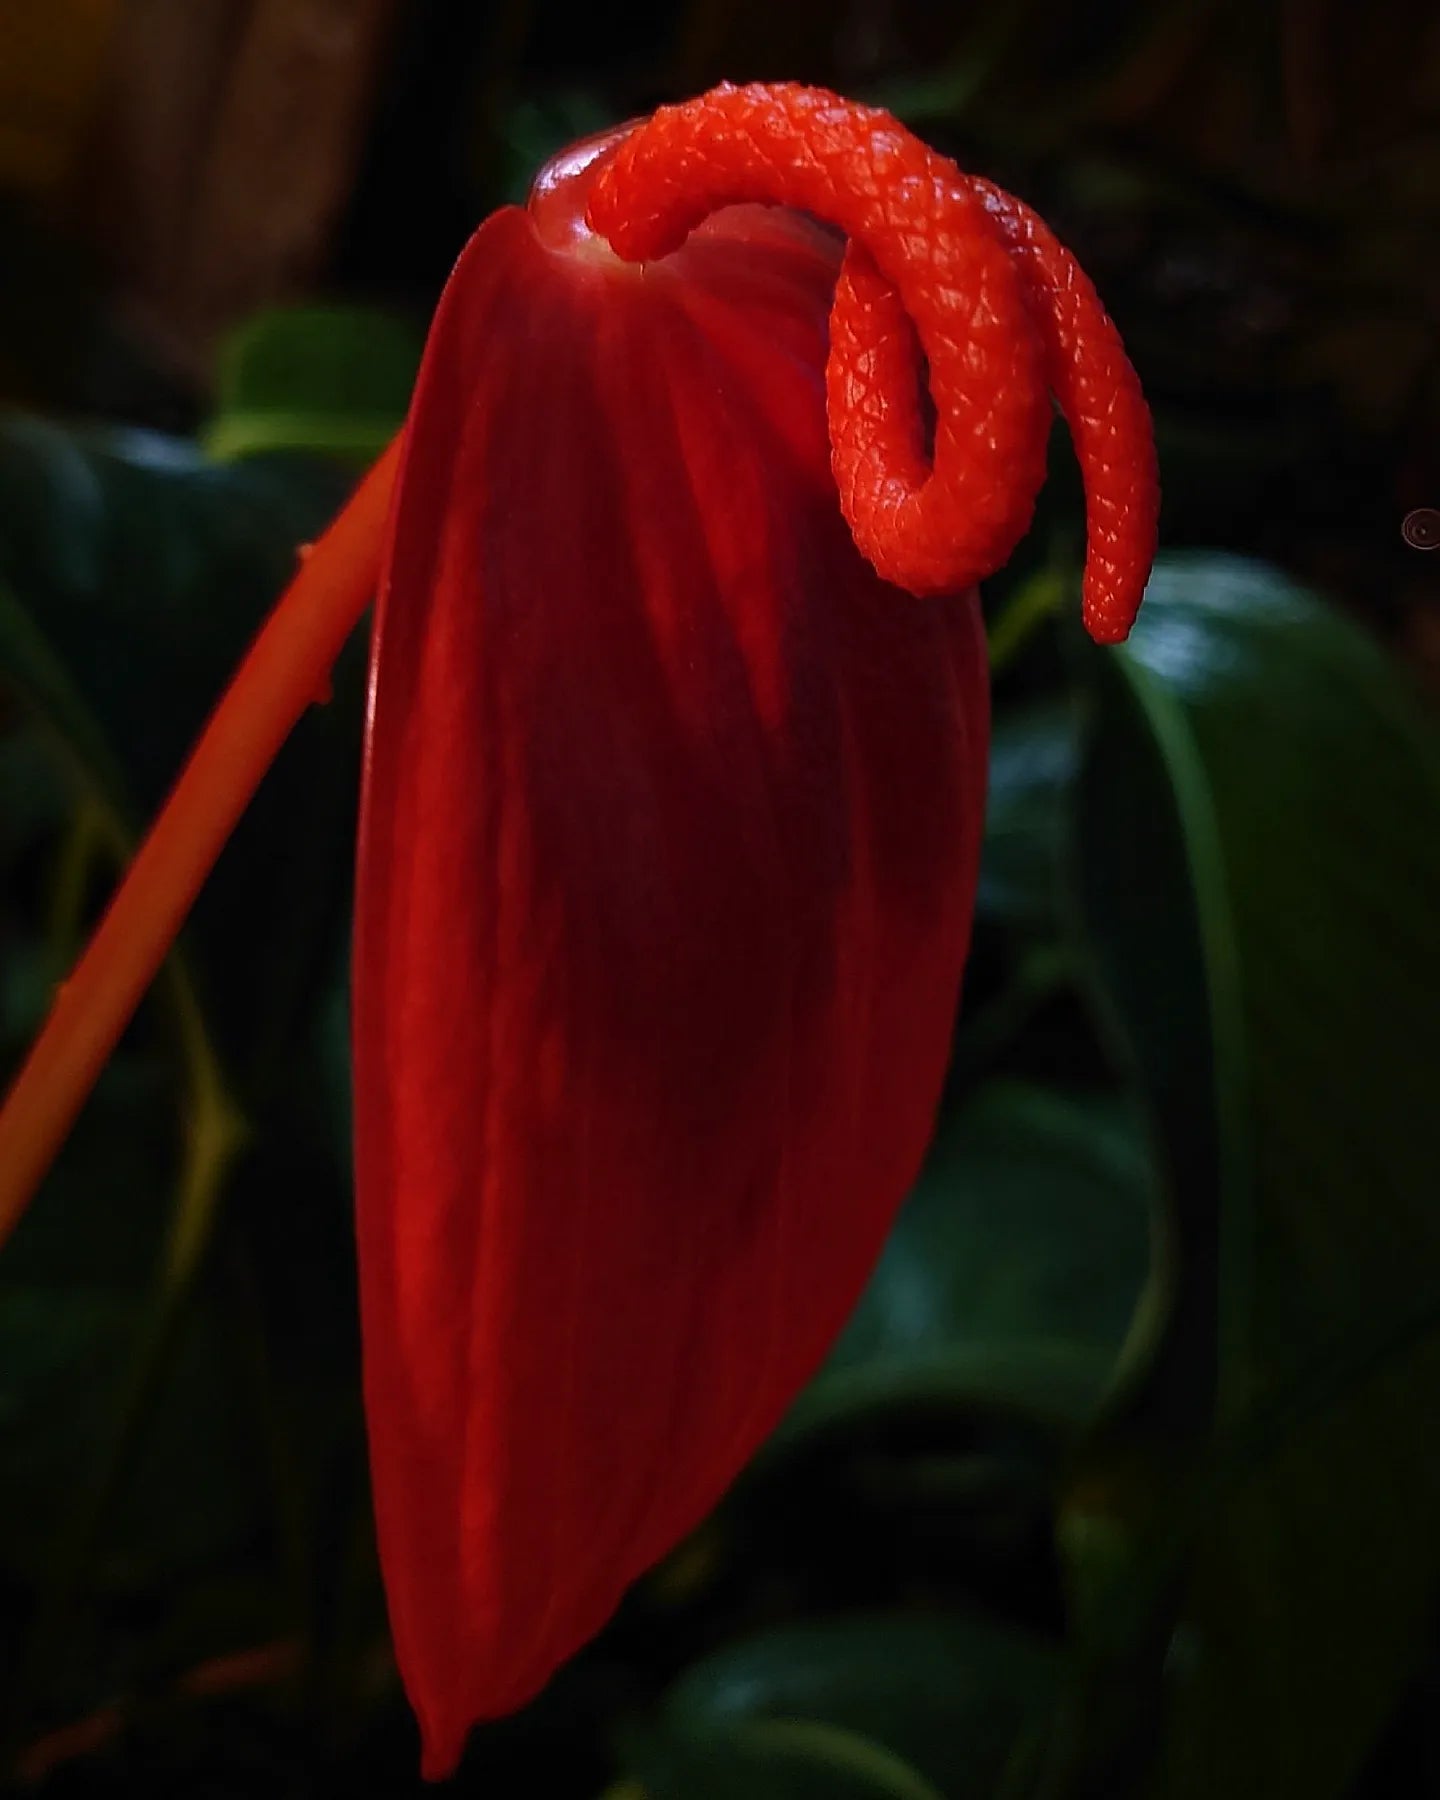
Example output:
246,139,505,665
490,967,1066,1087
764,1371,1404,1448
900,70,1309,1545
0,437,401,1248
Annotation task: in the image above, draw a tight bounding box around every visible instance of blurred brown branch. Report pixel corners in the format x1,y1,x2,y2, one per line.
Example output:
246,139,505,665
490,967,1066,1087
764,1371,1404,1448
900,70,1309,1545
76,0,401,384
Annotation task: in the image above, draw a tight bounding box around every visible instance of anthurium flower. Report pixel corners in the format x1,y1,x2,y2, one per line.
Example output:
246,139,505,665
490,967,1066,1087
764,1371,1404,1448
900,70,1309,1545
0,83,1157,1780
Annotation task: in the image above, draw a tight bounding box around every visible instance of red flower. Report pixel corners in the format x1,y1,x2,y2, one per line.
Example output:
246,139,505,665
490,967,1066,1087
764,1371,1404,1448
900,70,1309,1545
354,84,1156,1774
0,82,1156,1782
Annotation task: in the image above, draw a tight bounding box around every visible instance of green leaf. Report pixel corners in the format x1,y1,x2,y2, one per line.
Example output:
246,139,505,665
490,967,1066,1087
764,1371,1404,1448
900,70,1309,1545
0,412,349,811
784,1081,1153,1442
1069,628,1233,1438
0,414,360,1738
0,412,363,1068
977,702,1079,931
628,1715,949,1800
0,575,131,808
653,1611,1057,1800
203,305,420,465
1068,552,1440,1800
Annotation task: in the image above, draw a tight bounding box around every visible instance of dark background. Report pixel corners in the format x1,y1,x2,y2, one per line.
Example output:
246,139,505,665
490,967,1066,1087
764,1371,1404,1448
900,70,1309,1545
0,3,1438,1796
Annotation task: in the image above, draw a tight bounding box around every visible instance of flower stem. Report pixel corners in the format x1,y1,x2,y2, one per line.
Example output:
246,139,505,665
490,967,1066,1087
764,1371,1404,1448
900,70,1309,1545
0,435,401,1249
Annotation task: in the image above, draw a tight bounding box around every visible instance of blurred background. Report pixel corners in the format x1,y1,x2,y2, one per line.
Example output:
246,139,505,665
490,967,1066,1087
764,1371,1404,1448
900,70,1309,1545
0,2,1437,1795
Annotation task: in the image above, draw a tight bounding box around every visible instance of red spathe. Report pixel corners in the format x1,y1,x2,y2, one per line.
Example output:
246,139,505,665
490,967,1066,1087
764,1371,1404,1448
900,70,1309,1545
352,136,988,1776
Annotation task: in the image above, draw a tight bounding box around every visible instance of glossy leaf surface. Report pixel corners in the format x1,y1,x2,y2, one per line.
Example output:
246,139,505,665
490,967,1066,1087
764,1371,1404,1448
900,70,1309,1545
1071,553,1440,1800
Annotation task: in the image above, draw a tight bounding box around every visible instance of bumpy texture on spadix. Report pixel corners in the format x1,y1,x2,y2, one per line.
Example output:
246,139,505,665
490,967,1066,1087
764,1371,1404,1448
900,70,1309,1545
589,82,1159,642
353,83,1155,1781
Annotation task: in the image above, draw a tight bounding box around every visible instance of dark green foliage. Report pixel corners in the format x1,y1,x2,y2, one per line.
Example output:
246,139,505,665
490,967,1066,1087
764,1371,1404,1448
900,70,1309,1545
2,406,1436,1795
1,2,1438,1790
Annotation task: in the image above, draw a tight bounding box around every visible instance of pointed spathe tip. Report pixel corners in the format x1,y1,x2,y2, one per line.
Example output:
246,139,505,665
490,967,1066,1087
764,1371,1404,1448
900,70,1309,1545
418,1715,468,1784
